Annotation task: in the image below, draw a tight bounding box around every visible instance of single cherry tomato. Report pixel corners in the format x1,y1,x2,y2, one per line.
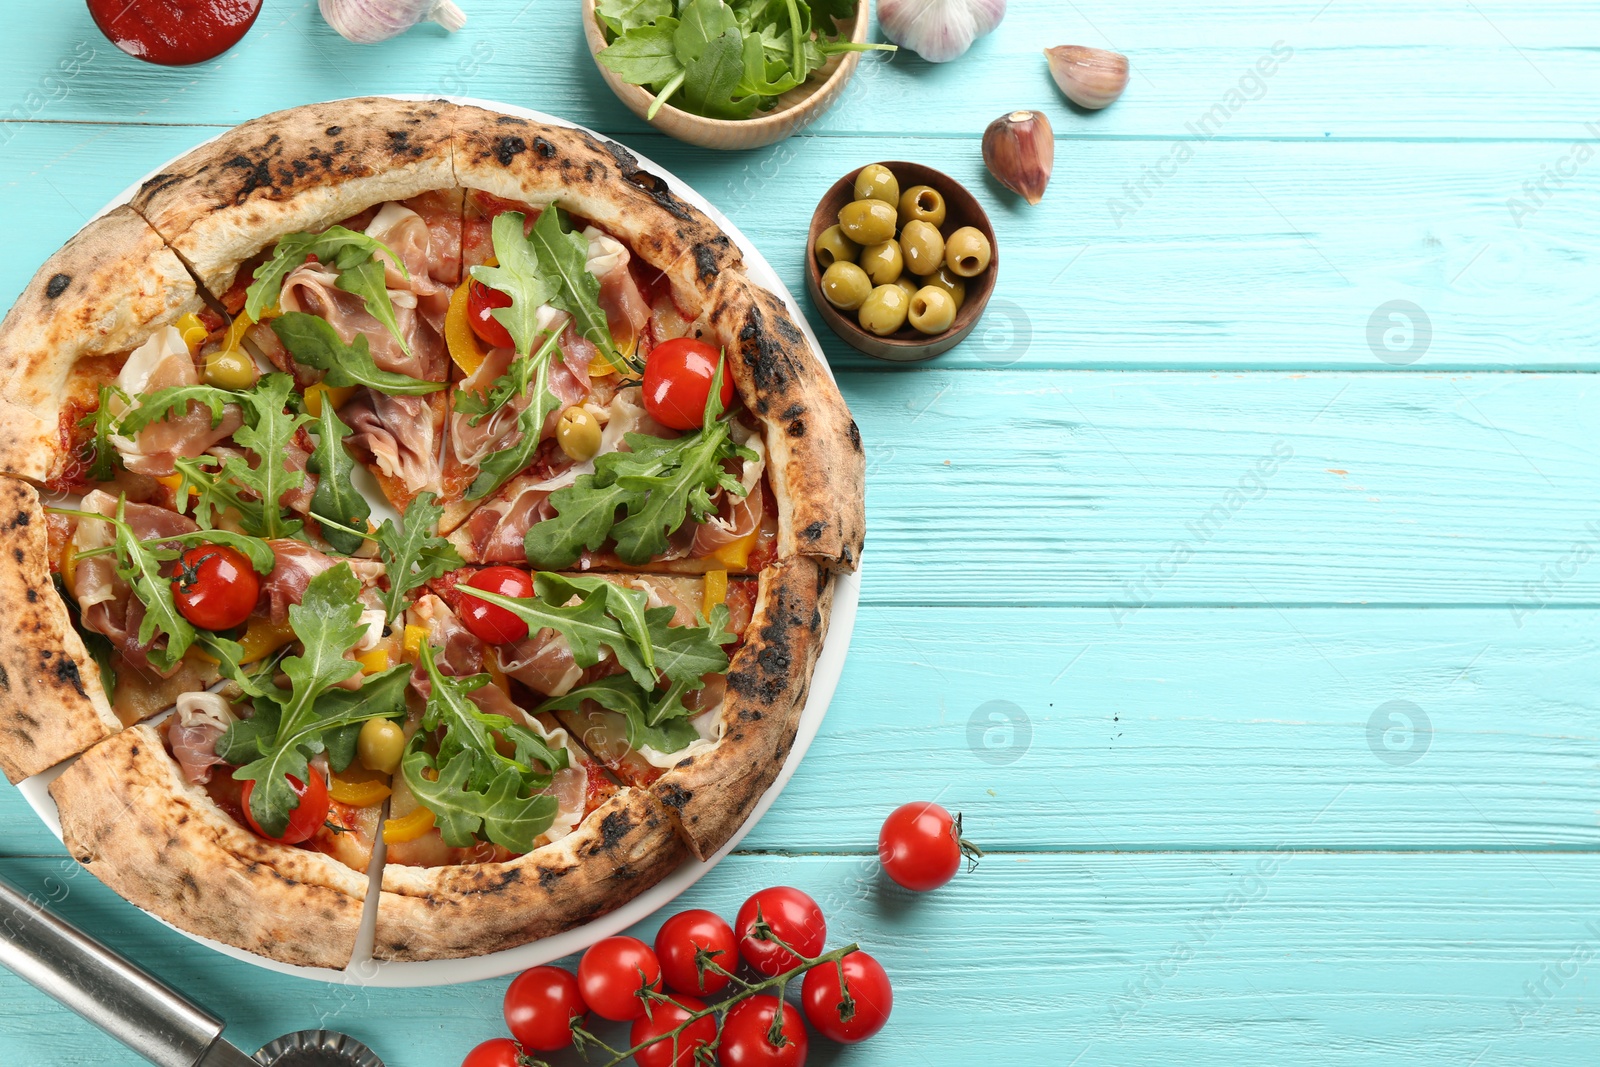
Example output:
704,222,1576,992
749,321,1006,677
800,950,892,1044
577,935,662,1022
655,908,738,996
630,993,716,1067
878,801,979,892
503,965,587,1052
643,337,734,430
240,769,329,846
718,996,808,1067
460,566,535,645
171,544,260,631
468,280,515,349
735,887,825,977
459,1037,526,1067
86,0,262,67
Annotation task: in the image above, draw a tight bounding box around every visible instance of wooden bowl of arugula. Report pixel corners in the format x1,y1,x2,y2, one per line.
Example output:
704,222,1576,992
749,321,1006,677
583,0,882,150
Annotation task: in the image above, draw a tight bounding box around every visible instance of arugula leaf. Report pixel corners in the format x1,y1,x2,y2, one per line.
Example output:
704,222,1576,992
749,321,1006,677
245,226,411,354
465,331,565,501
674,0,739,63
534,573,657,673
400,644,566,852
597,0,672,34
173,456,269,536
195,633,274,699
453,339,543,426
536,674,702,755
267,563,368,738
307,401,371,556
269,312,443,396
468,213,553,359
682,27,757,119
370,491,463,626
457,581,732,690
597,18,683,84
225,373,311,540
79,386,124,482
112,383,235,438
527,206,622,366
522,472,636,569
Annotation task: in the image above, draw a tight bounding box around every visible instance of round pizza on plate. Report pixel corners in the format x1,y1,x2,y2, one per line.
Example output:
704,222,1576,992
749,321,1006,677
0,98,863,969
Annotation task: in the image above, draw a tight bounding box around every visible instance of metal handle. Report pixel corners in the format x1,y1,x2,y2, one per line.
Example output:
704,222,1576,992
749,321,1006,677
0,873,226,1067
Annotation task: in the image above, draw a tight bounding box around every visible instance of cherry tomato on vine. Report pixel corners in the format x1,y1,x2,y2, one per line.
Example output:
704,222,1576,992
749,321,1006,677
459,1037,526,1067
577,935,662,1021
467,280,515,350
503,965,587,1051
630,993,716,1067
643,337,734,431
800,950,892,1044
878,801,979,892
735,886,825,977
460,566,534,645
171,544,260,631
240,769,328,845
718,996,808,1067
655,908,737,996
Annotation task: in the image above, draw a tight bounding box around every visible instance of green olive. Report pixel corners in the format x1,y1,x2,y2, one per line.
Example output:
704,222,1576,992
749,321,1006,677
858,284,910,337
899,220,946,277
556,406,602,462
859,239,904,287
924,266,967,310
821,262,873,311
909,286,958,335
899,185,947,228
853,164,901,207
358,717,406,774
814,224,860,269
945,226,993,278
892,276,919,303
837,198,897,246
203,348,258,390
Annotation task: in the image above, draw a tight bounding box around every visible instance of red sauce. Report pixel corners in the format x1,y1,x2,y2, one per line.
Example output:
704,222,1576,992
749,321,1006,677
86,0,262,67
47,397,97,497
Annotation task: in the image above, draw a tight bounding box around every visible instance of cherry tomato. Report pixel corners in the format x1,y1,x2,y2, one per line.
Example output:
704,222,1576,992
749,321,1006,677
643,337,734,430
718,996,808,1067
735,887,825,977
503,965,587,1051
878,801,977,892
655,909,737,996
171,544,260,631
459,1038,525,1067
630,993,715,1067
460,566,535,645
800,950,892,1044
240,769,329,845
468,280,515,349
577,935,662,1022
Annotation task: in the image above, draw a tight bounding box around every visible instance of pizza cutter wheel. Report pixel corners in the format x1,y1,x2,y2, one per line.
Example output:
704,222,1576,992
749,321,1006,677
0,875,384,1067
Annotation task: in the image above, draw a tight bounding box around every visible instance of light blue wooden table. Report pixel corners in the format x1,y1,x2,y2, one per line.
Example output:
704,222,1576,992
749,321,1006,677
3,1,1599,1063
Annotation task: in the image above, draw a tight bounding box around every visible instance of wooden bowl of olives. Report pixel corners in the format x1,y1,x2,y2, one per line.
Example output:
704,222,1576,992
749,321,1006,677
805,161,998,362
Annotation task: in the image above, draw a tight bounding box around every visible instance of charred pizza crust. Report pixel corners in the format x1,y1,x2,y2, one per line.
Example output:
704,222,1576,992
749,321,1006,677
0,207,201,482
51,725,369,969
374,789,686,962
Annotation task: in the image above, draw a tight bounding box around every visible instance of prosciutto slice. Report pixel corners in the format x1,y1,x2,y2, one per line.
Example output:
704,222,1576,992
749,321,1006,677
112,327,243,476
581,226,650,352
342,389,443,497
69,490,199,676
688,422,768,557
258,540,384,624
495,626,583,698
169,692,237,784
408,594,486,698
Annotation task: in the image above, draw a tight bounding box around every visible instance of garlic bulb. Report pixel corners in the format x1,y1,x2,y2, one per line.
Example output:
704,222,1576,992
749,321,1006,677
1046,45,1129,109
879,0,1006,64
319,0,467,45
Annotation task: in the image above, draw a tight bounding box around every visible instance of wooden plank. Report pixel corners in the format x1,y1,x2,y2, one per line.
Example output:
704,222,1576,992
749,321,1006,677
0,853,1594,1065
0,2,1596,139
3,125,1597,372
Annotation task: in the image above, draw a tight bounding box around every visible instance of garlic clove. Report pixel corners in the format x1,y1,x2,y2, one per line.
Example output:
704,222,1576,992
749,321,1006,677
1045,45,1129,110
983,110,1054,206
319,0,467,45
879,0,1007,64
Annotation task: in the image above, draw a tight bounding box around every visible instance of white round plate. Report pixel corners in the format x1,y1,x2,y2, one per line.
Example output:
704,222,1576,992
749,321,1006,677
14,95,860,987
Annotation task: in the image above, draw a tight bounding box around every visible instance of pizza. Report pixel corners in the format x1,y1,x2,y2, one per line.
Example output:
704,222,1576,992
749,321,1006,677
0,98,863,969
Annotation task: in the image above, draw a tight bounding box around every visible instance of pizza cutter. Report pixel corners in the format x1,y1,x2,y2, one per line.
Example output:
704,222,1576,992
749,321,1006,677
0,874,383,1067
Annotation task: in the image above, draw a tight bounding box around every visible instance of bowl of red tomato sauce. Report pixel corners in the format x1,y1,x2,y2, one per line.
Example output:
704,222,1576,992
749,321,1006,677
86,0,263,66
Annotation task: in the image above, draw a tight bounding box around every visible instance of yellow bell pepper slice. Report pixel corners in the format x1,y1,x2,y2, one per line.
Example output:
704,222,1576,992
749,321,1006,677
356,648,391,675
401,624,429,662
703,569,728,619
175,313,208,354
328,777,392,808
60,542,77,592
486,654,509,695
710,529,759,570
198,616,295,665
383,807,436,844
445,278,487,377
303,382,356,419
